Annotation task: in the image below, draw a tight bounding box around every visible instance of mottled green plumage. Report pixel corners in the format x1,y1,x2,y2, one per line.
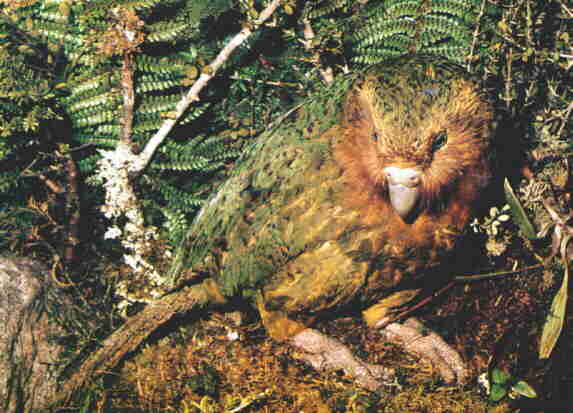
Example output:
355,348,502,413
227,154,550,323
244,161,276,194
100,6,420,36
169,56,492,339
168,71,351,293
172,123,340,298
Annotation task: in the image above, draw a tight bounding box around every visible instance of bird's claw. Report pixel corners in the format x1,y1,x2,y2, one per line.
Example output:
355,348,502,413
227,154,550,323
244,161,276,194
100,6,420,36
291,328,395,392
381,317,468,385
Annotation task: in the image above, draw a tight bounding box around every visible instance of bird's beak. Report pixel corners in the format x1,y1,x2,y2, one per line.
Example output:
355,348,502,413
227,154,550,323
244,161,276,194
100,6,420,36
384,167,421,220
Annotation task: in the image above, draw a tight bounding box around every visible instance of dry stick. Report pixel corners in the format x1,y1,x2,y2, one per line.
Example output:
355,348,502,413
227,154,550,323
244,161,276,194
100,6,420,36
556,100,573,139
379,264,545,328
63,151,80,264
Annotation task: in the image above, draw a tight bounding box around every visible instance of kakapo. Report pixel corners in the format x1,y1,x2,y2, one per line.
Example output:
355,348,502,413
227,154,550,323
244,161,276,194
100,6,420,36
164,56,494,390
69,56,494,394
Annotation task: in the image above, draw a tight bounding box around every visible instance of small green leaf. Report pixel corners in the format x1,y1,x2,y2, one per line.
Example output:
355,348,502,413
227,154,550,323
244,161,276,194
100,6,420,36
490,384,507,401
512,380,538,398
504,178,537,239
492,368,511,384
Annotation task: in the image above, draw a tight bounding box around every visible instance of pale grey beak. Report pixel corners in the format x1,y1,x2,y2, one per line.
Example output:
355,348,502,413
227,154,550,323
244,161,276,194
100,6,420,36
384,167,421,219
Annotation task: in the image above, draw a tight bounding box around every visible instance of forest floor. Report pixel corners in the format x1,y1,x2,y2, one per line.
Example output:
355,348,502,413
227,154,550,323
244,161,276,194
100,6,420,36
57,267,572,413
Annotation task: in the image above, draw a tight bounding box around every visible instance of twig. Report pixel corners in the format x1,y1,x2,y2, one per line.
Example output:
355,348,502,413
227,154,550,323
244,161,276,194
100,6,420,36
380,263,546,328
68,143,94,153
466,0,488,72
556,100,573,139
63,149,80,264
453,264,545,282
229,75,299,88
386,281,456,327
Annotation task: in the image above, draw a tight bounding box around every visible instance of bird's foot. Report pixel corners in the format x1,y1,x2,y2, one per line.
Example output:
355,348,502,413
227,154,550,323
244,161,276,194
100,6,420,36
291,328,395,392
380,317,468,385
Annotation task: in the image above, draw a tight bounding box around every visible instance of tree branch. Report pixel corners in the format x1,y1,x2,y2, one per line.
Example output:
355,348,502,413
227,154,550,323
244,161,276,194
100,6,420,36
95,0,284,302
119,52,135,147
132,0,284,173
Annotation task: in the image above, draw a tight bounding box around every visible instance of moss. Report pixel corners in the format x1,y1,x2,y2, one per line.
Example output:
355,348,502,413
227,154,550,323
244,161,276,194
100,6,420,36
102,314,500,413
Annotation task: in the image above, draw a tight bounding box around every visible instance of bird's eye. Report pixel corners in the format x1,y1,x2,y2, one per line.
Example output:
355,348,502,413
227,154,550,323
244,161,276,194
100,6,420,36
372,131,379,142
431,131,447,153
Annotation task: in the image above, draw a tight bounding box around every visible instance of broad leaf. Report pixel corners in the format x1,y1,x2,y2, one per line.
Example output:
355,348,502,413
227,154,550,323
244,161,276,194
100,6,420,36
539,257,568,359
512,380,537,398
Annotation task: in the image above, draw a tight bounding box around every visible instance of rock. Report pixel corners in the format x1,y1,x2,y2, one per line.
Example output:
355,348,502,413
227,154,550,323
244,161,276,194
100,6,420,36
0,256,65,412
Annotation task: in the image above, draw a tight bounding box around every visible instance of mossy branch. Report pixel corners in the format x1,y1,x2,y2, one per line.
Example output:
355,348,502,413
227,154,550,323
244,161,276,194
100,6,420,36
54,282,221,407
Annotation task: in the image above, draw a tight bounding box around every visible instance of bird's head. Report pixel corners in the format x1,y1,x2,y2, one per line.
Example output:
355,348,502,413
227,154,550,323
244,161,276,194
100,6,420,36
338,59,493,223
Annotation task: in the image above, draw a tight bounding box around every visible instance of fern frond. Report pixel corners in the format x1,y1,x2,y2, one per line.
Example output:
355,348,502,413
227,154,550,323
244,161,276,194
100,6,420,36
350,0,489,65
351,20,417,47
156,184,205,209
93,124,120,136
155,134,240,172
64,72,117,100
146,21,189,43
136,74,182,93
303,0,352,20
74,110,116,128
67,92,119,113
161,207,190,243
136,55,186,74
77,154,103,174
119,0,167,11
